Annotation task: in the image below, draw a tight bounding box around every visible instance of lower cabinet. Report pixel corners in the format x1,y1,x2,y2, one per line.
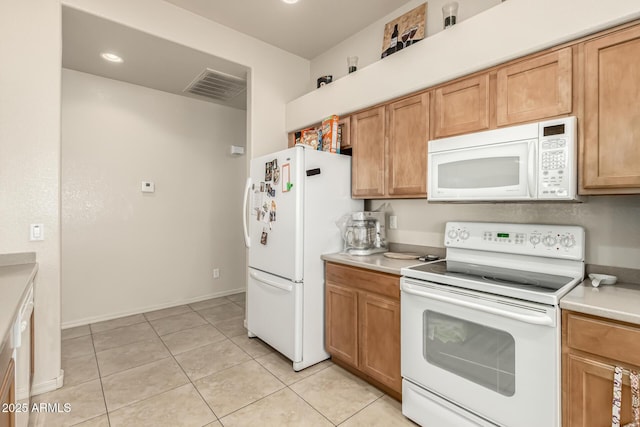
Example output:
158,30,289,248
1,344,16,427
325,262,401,399
562,310,640,426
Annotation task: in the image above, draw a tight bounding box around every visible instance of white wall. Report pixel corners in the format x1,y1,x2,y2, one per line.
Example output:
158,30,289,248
371,196,640,269
0,0,62,393
61,0,310,159
61,69,246,326
288,0,640,130
309,0,500,91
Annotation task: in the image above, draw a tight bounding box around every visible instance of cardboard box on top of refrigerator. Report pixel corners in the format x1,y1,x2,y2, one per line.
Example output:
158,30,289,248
299,127,320,150
321,115,340,153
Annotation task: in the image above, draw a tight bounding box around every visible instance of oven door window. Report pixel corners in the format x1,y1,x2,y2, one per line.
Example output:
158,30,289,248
423,310,515,396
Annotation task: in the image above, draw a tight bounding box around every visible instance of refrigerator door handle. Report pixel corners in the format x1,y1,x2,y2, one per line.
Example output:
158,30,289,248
250,271,293,292
242,177,252,248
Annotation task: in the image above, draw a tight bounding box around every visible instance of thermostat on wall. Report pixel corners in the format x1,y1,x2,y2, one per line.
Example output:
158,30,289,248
141,181,155,193
230,145,245,155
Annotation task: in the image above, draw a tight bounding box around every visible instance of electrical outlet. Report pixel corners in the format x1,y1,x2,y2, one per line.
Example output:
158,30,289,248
213,268,220,279
389,216,398,229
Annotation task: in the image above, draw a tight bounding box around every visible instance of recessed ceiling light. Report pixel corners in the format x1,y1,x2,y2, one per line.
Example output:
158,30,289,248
281,0,299,4
101,52,123,63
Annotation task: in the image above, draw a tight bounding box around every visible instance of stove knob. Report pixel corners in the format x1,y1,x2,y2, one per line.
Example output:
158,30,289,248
447,229,459,239
542,235,557,247
459,230,470,240
530,235,541,245
560,236,576,248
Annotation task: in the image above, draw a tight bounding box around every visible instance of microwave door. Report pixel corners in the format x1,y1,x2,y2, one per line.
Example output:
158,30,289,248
428,140,535,201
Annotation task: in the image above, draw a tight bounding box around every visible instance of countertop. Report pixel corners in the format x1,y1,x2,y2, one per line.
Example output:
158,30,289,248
560,278,640,326
324,250,640,326
321,252,426,276
0,253,38,353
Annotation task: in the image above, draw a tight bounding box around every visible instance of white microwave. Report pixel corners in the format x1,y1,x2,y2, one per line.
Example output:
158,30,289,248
428,116,578,202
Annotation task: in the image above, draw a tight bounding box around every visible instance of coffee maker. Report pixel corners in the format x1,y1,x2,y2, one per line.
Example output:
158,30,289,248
343,211,387,255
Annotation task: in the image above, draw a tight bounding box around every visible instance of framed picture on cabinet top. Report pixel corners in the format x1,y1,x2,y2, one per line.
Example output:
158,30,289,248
381,2,427,58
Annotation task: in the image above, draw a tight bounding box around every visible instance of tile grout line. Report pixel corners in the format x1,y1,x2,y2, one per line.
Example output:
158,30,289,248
96,319,213,421
148,294,303,426
91,298,245,421
76,294,360,426
62,295,244,425
149,306,224,424
90,327,113,427
282,363,340,427
335,393,387,426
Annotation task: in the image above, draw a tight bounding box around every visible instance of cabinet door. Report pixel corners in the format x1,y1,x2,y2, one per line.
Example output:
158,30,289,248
0,359,15,427
433,74,490,138
387,93,429,197
351,106,386,198
359,292,401,393
582,25,640,193
565,354,634,427
496,47,572,126
325,282,359,368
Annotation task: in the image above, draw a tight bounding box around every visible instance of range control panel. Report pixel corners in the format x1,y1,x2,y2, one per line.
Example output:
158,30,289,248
445,221,585,260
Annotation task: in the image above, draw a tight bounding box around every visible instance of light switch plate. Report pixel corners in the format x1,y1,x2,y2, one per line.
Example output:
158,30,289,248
141,181,155,193
30,224,44,241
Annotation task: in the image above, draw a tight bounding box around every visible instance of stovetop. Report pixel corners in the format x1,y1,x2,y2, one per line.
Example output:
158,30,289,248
402,259,581,306
400,222,586,306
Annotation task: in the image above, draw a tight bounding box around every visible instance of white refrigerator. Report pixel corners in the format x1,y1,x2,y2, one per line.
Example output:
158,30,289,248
242,145,362,371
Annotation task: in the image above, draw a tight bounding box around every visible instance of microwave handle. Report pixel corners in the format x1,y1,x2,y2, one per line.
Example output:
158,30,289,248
527,141,536,197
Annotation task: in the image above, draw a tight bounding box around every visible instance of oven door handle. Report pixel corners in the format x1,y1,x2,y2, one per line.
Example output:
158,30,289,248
402,282,554,326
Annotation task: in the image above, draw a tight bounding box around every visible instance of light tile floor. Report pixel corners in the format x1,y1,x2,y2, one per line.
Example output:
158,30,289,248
29,293,415,427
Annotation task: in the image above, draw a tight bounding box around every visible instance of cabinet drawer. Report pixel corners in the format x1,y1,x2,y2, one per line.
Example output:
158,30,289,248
566,312,640,367
326,262,399,300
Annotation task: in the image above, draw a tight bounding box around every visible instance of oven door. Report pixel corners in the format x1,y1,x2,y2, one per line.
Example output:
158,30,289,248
400,278,559,427
428,139,536,201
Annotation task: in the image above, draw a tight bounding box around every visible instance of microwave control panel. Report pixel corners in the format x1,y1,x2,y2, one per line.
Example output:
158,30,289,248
537,117,577,199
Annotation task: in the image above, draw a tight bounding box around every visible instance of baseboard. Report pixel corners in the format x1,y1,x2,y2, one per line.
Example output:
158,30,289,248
31,370,64,396
61,287,246,329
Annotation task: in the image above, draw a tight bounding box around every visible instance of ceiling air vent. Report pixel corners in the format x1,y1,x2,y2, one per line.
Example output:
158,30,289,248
184,68,246,101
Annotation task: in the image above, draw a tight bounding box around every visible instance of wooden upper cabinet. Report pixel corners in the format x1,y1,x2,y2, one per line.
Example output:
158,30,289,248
351,106,386,198
496,47,572,126
582,24,640,193
387,93,429,197
338,116,351,150
433,74,490,138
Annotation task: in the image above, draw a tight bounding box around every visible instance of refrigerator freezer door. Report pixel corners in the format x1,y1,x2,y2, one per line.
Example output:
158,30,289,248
248,147,303,281
247,268,302,362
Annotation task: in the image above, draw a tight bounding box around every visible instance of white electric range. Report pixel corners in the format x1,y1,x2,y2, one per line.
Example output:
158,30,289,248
400,221,585,427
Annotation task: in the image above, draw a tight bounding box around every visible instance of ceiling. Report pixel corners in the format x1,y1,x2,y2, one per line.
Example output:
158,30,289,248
62,7,249,110
164,0,412,59
62,1,412,109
